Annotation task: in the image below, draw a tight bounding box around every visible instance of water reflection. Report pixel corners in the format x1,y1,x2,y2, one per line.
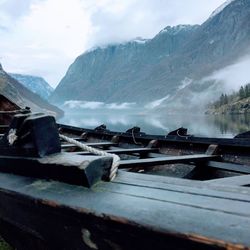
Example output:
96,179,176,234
59,110,250,138
213,114,250,135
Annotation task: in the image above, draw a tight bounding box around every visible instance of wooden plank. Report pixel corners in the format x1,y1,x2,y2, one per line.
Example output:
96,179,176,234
97,181,250,216
61,142,117,149
183,145,220,180
75,147,159,155
0,153,113,187
114,171,250,202
205,174,250,186
119,154,221,169
206,161,250,174
106,147,159,154
116,171,250,197
0,173,250,249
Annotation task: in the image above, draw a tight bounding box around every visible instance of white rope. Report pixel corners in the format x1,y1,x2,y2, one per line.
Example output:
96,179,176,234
7,129,18,145
131,128,141,145
59,134,120,181
177,129,190,139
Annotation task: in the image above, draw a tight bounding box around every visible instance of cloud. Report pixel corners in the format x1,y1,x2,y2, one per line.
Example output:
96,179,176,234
0,0,93,86
204,55,250,93
63,100,104,109
106,102,136,110
0,0,226,87
88,0,226,46
0,0,33,29
63,100,136,110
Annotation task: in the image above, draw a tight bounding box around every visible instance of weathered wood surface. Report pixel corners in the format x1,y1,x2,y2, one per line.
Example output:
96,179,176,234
61,142,117,149
205,174,250,186
59,123,250,148
0,171,250,249
119,154,221,168
75,147,159,155
0,153,113,187
0,121,250,249
206,161,250,174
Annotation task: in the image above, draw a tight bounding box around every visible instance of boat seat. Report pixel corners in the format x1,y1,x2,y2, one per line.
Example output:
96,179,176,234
0,153,113,188
119,154,221,169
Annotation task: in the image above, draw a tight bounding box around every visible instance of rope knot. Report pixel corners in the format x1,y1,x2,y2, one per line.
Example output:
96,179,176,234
59,134,120,181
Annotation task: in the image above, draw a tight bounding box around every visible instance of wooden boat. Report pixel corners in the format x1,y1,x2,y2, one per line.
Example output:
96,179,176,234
0,110,250,250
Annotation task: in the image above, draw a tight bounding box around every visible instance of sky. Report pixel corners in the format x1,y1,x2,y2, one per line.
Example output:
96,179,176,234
0,0,227,88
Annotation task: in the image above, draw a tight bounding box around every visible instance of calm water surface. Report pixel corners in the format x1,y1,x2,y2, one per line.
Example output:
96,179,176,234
59,110,250,138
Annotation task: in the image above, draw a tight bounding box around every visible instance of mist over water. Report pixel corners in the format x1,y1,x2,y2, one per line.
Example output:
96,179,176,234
59,108,250,138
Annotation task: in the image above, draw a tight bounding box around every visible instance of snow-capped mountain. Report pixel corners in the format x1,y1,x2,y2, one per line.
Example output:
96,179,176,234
209,0,236,19
10,73,53,100
50,0,250,111
50,24,198,104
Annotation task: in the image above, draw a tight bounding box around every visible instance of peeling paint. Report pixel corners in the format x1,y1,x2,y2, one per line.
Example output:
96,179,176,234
82,228,98,250
27,180,53,190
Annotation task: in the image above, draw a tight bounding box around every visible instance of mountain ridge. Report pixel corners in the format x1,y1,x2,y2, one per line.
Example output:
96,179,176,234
50,24,199,104
0,64,63,117
50,0,250,109
10,73,53,100
8,73,54,100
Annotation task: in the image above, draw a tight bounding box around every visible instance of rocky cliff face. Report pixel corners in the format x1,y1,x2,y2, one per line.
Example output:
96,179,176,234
10,73,53,100
156,0,250,111
50,24,199,104
50,0,250,109
0,64,63,117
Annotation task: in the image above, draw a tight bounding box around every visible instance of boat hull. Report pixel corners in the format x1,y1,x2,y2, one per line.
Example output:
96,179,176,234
0,171,249,250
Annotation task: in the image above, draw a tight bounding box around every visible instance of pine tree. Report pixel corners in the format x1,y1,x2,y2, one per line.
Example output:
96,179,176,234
224,94,228,104
244,84,250,98
239,86,245,99
219,94,225,106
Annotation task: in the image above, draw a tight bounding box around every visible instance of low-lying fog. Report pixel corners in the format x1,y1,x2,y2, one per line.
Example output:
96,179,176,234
59,100,250,137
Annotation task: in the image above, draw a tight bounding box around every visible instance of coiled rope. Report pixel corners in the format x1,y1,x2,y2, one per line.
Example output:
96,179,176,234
59,134,120,181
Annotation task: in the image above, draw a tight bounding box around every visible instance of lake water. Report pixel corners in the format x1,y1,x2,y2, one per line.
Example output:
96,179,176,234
59,110,250,138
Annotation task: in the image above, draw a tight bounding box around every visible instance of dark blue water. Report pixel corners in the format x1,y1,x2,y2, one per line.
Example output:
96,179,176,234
59,109,250,138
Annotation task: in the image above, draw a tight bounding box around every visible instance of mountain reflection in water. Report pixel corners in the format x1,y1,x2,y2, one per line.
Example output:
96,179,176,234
59,111,250,138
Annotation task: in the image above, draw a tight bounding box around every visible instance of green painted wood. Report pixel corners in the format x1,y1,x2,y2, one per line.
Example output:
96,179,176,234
61,142,117,149
97,181,250,216
116,171,250,197
114,172,250,202
205,174,250,186
0,153,113,187
0,173,250,248
74,147,159,155
119,155,221,168
207,161,250,174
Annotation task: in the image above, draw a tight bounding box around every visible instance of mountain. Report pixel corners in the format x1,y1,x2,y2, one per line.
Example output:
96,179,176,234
10,73,53,100
0,63,63,117
50,24,199,104
50,0,250,111
155,0,250,111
